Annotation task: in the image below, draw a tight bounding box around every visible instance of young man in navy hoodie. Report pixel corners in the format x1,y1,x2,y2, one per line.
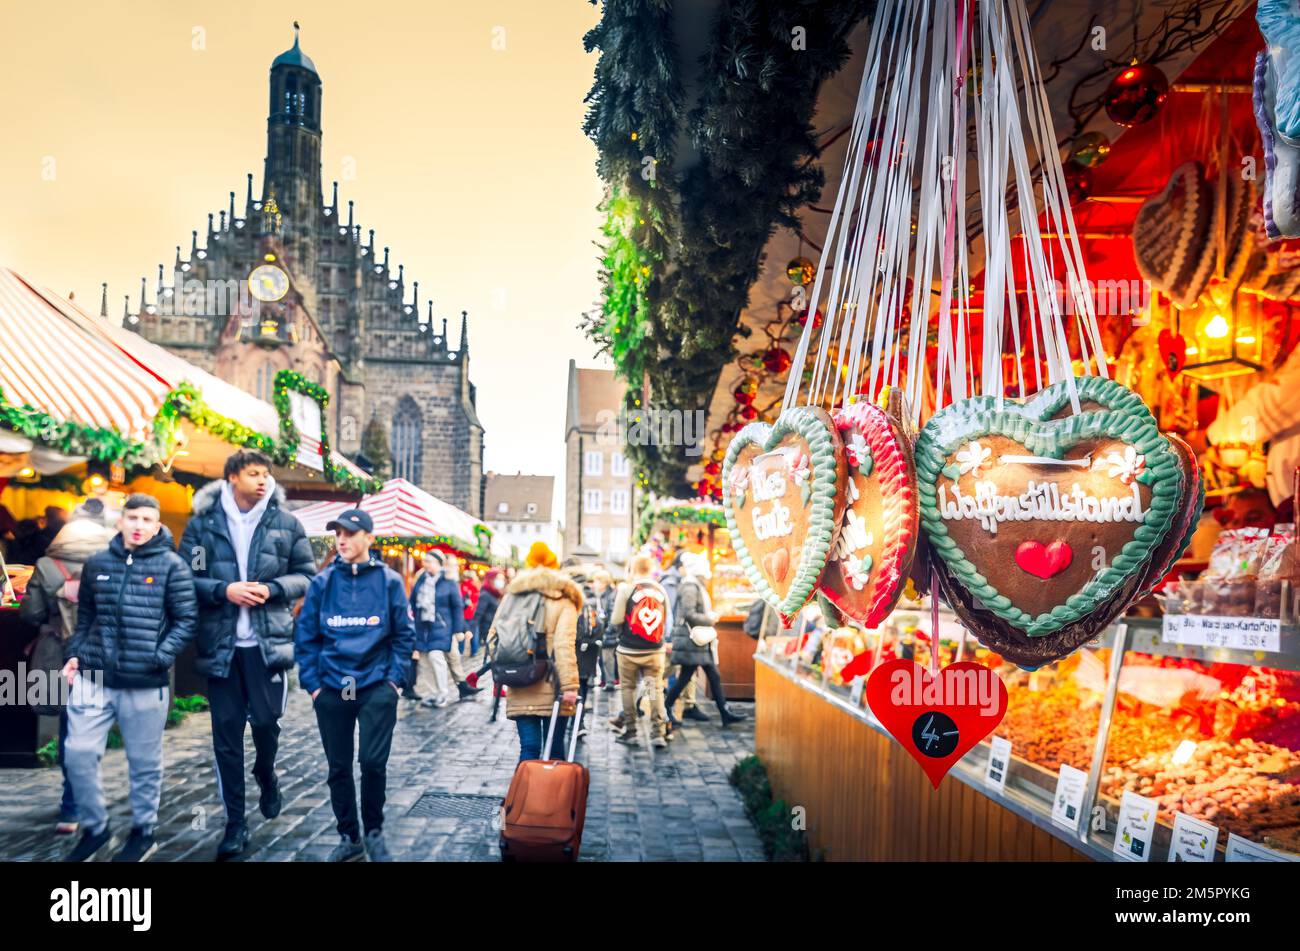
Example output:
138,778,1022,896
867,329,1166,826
294,509,415,862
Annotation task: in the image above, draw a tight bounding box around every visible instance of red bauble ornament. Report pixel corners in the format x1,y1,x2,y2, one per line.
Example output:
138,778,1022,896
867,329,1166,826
740,404,758,421
1103,63,1168,128
796,308,824,330
704,460,720,476
762,346,792,374
1064,163,1092,204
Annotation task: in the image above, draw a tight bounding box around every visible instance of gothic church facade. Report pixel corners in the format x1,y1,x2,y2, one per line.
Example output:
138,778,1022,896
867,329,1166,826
128,30,485,515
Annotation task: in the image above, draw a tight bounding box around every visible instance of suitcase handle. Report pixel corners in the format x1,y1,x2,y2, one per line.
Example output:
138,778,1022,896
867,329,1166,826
541,695,585,763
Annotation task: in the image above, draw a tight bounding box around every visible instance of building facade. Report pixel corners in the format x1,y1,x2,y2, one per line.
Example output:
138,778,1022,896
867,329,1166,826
484,473,559,561
125,29,485,515
563,360,635,564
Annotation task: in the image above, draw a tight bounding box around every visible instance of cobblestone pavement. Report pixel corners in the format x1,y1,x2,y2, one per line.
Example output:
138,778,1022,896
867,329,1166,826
0,682,764,862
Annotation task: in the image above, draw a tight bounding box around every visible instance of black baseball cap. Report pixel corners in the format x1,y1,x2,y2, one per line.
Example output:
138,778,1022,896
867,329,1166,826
326,509,373,534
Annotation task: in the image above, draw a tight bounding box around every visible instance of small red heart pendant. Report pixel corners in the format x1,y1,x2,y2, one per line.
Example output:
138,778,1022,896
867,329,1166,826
865,659,1008,788
1014,540,1073,579
1158,328,1186,378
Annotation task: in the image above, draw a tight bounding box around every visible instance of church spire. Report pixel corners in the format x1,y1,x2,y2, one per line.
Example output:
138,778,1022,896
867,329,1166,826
347,199,354,229
412,281,419,313
100,283,108,318
459,310,469,354
331,180,338,210
245,173,254,216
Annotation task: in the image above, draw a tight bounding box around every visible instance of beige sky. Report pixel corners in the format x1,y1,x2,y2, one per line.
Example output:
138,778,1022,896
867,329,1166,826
0,0,608,515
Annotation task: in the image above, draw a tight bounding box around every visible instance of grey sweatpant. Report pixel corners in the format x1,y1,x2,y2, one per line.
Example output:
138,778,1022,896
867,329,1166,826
64,674,170,835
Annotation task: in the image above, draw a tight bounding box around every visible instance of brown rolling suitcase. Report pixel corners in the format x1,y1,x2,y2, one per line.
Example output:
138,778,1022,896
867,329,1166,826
500,697,589,862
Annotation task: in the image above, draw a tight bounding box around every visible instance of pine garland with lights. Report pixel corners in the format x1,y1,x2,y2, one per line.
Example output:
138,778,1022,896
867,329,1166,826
0,386,151,465
634,498,726,547
583,0,873,495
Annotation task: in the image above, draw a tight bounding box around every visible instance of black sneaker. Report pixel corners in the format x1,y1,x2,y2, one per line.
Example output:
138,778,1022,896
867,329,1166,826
683,706,711,722
327,835,365,863
111,827,157,862
216,824,249,861
364,829,393,862
67,825,111,862
258,775,283,819
457,681,483,701
720,707,748,727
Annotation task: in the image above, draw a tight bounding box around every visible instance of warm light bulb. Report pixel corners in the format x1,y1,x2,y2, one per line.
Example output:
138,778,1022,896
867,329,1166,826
1204,314,1230,339
90,475,105,487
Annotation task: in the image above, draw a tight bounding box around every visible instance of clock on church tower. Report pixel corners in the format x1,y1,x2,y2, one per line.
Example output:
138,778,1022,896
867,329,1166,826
249,260,290,302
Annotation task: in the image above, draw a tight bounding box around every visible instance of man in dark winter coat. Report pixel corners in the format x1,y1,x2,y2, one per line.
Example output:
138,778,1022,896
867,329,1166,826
180,449,316,860
61,494,198,862
296,509,415,862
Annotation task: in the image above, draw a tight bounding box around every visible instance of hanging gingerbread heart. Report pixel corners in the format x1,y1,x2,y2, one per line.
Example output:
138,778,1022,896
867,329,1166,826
1136,431,1203,596
917,397,1189,667
865,659,1008,789
723,406,848,619
818,397,919,628
1133,161,1212,308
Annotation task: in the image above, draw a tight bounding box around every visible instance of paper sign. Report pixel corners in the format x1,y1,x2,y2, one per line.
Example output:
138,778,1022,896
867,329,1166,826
1162,615,1281,653
1168,812,1219,862
1113,790,1157,862
288,390,325,472
984,736,1012,794
1225,833,1294,862
1051,764,1087,830
849,675,866,706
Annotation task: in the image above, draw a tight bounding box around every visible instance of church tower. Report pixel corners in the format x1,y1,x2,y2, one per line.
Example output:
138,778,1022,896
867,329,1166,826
126,26,487,517
263,23,322,278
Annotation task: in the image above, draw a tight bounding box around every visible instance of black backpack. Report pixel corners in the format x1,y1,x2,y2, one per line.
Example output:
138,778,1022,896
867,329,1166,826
575,586,603,679
743,598,768,639
488,590,550,687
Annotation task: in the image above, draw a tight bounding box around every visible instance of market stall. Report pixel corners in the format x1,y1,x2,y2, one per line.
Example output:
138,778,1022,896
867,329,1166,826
0,267,381,763
290,477,502,585
716,2,1297,863
636,497,759,699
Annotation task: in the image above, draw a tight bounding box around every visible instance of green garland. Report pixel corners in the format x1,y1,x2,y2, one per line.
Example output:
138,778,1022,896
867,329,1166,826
634,498,726,546
583,0,874,495
154,381,277,457
0,386,150,465
272,370,384,495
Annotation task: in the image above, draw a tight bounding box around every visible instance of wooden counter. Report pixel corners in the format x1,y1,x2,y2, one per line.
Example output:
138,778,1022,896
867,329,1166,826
712,617,756,701
755,658,1089,861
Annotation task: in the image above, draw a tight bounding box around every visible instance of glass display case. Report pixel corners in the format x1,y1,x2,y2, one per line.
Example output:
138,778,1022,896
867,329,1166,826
760,605,1300,861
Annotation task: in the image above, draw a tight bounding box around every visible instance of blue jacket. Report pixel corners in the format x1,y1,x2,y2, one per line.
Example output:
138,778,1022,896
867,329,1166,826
409,571,466,653
67,526,198,689
294,555,416,694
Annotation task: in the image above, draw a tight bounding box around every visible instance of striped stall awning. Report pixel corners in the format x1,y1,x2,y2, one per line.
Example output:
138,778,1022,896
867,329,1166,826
292,478,490,550
0,268,170,439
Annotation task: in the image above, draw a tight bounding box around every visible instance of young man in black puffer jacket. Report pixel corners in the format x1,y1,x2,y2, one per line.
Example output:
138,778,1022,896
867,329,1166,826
180,449,316,860
61,494,198,862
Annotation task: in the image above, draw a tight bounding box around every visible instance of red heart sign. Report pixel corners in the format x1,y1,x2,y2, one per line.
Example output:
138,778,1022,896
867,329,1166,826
1014,540,1073,579
865,659,1008,788
1158,328,1187,378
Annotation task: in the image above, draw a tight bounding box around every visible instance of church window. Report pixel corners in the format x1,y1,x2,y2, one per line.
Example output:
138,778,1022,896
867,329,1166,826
392,397,423,485
255,361,276,403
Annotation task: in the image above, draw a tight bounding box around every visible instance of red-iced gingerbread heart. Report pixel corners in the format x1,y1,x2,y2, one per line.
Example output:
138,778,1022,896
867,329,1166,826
1157,329,1186,378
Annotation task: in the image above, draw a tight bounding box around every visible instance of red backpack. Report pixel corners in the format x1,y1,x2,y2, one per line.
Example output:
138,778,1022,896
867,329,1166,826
622,580,670,649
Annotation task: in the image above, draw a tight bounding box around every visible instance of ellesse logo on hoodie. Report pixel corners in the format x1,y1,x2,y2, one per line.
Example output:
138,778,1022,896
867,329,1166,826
326,615,382,628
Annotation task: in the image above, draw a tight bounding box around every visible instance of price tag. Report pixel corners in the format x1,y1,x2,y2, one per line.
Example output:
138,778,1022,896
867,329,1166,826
849,675,866,706
1161,615,1281,652
1051,764,1087,831
984,736,1011,794
1113,790,1156,862
1225,833,1294,862
1168,812,1219,862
